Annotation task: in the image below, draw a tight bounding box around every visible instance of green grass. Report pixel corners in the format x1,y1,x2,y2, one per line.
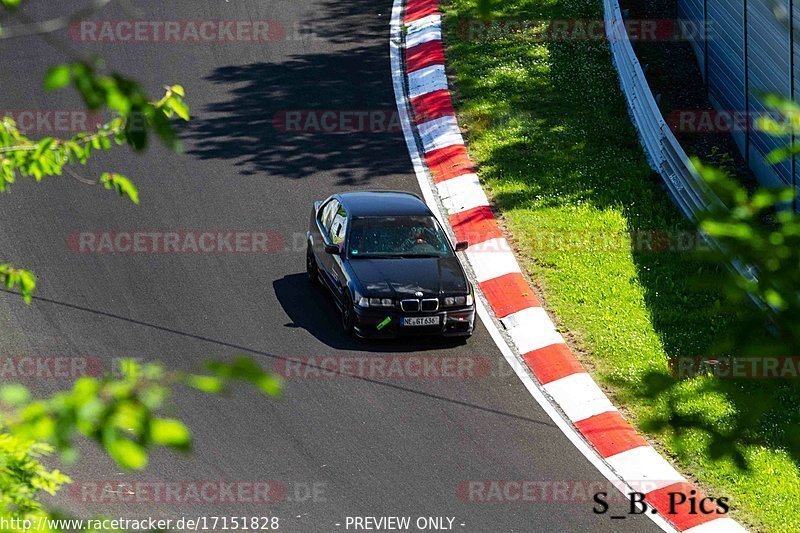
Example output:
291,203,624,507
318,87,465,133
440,1,800,530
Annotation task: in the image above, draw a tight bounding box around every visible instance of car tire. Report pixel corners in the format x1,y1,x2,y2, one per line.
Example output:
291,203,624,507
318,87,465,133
306,244,320,286
341,293,355,336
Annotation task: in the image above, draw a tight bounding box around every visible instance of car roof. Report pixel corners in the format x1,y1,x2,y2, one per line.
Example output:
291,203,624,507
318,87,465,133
337,191,432,217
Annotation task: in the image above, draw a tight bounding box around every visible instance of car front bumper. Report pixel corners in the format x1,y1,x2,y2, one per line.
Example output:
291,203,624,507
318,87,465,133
351,305,475,339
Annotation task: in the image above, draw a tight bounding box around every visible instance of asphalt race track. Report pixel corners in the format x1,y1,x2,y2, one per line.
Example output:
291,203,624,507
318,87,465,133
0,1,660,531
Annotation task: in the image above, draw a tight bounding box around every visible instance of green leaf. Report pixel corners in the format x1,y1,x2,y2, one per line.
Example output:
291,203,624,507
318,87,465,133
0,383,30,405
150,418,191,450
1,0,22,10
32,137,54,158
60,447,79,465
106,88,132,115
44,64,72,91
186,374,224,393
255,374,283,397
477,0,493,19
761,92,800,115
766,143,800,165
107,439,148,470
72,63,104,109
754,115,789,136
0,264,37,303
168,96,190,121
764,288,786,310
100,172,139,204
18,269,36,298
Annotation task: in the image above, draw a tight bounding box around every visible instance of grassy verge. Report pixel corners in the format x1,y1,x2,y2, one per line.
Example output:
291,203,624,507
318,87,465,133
440,1,800,530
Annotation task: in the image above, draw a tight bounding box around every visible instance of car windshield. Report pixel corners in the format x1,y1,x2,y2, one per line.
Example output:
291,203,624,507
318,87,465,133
348,216,453,258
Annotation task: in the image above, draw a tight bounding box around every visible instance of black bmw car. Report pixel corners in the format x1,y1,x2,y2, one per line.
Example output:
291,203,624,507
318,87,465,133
306,191,475,339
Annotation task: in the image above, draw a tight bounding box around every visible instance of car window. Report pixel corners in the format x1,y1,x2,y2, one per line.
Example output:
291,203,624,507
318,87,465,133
329,205,348,245
348,216,452,258
319,199,339,233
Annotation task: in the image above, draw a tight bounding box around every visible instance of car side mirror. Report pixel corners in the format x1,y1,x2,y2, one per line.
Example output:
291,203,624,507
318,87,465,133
324,243,340,255
455,241,469,252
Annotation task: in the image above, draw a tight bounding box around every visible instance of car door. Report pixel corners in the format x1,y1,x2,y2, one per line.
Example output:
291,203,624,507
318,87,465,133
322,203,349,302
311,197,339,287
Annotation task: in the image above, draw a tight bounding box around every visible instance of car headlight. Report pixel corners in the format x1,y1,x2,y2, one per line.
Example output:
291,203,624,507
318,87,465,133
358,297,393,308
443,295,473,307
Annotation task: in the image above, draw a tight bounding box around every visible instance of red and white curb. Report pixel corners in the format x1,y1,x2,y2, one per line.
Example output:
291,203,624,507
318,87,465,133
390,1,746,532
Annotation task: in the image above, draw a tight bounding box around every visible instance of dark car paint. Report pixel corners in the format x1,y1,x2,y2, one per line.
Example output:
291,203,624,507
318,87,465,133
307,192,475,338
348,256,468,298
328,190,433,217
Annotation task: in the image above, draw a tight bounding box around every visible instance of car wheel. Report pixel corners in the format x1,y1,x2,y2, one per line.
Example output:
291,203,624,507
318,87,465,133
341,293,355,335
306,244,320,286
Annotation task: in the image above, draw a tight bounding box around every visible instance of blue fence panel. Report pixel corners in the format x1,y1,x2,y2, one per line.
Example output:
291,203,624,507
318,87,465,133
747,0,792,187
793,1,800,202
678,0,800,195
706,0,747,156
678,0,706,78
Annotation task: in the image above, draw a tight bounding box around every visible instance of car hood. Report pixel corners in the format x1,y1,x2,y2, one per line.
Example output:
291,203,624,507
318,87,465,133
348,256,468,298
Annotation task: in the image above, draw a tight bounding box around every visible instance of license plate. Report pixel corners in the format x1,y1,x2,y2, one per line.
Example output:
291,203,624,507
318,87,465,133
402,316,441,326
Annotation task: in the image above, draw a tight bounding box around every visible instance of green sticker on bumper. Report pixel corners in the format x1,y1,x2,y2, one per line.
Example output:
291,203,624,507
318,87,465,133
376,316,392,330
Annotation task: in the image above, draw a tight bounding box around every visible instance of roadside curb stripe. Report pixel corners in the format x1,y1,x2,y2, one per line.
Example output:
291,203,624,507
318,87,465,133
543,373,617,422
522,343,584,385
417,115,464,153
406,14,441,32
574,411,648,458
410,88,454,121
500,307,565,355
605,447,685,492
394,1,745,530
405,17,441,48
464,238,521,282
408,64,448,98
436,173,488,214
424,145,475,182
404,0,440,23
407,40,447,74
478,273,540,317
450,205,503,244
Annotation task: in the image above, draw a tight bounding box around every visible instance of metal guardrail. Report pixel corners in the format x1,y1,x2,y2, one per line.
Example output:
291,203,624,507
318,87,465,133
603,0,758,286
604,0,715,220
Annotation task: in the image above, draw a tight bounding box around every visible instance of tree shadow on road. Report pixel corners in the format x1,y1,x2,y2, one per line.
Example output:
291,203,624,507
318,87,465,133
184,43,409,186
